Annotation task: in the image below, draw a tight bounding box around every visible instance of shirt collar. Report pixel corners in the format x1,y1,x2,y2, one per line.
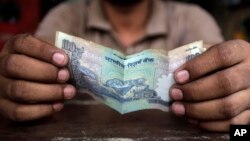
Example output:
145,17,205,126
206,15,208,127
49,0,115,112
87,0,111,31
146,0,168,36
87,0,168,36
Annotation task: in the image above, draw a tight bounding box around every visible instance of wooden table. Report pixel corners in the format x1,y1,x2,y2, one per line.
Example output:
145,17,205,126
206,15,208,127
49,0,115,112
0,98,229,141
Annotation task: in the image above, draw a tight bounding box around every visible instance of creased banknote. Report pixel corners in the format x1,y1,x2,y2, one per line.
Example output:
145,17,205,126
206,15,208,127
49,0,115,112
55,31,206,114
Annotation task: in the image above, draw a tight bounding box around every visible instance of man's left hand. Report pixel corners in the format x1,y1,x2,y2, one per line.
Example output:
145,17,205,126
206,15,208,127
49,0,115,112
170,40,250,132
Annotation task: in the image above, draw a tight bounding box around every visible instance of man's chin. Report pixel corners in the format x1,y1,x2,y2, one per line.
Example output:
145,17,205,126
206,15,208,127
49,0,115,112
105,0,144,7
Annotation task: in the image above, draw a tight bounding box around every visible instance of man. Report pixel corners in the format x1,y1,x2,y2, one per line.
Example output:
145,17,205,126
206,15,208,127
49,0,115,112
0,0,250,132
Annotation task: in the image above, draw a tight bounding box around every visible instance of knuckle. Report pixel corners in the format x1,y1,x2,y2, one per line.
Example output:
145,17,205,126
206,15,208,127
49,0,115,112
12,34,30,52
38,41,52,55
2,54,18,76
47,85,66,100
184,104,197,118
186,62,197,73
230,110,250,125
12,106,26,121
232,39,249,49
220,98,239,118
217,72,233,94
55,85,65,99
216,44,234,67
230,116,242,125
9,81,27,101
182,85,196,101
185,62,202,79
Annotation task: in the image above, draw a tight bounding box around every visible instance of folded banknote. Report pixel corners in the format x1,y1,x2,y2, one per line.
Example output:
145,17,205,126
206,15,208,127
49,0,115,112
55,32,206,114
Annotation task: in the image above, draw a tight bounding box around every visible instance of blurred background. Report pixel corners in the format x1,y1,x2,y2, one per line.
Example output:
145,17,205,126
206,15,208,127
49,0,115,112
0,0,250,50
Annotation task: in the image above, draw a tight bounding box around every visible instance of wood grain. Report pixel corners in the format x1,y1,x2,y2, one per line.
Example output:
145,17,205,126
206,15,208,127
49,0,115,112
0,99,229,141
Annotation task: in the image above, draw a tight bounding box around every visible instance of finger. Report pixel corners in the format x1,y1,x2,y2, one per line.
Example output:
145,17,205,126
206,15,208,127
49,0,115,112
0,54,70,83
171,62,250,101
0,77,76,102
171,88,250,120
3,34,68,67
174,40,250,84
0,98,64,121
199,109,250,132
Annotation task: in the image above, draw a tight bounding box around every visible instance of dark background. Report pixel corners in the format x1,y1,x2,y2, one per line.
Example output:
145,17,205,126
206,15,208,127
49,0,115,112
0,0,250,48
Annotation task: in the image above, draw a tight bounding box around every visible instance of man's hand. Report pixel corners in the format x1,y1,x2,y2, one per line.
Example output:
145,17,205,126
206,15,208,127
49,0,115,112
170,40,250,132
0,34,76,121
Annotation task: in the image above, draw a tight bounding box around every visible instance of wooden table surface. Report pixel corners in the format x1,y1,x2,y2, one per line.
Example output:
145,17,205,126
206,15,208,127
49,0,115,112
0,99,229,141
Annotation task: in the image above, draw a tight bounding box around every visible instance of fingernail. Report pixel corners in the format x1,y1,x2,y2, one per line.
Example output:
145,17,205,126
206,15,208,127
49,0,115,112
176,70,189,83
171,102,185,116
53,53,65,65
53,103,64,112
57,69,69,82
64,85,76,99
170,88,183,100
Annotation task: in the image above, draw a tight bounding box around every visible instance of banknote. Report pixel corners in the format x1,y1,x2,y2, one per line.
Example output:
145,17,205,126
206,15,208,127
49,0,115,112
55,31,206,114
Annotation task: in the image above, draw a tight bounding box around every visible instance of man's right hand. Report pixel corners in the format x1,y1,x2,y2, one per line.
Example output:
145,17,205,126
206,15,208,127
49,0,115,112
0,34,76,121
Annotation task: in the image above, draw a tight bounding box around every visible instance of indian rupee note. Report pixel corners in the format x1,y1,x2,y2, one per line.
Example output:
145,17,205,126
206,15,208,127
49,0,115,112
55,31,206,114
